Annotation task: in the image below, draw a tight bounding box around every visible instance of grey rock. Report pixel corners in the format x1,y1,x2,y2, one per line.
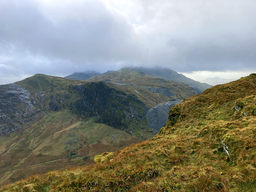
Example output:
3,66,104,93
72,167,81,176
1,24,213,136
221,141,230,157
0,83,37,135
234,105,241,111
146,100,182,132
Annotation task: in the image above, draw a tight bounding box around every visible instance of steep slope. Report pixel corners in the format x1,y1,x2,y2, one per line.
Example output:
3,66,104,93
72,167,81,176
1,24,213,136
128,67,211,92
0,84,38,135
65,72,101,80
3,74,256,191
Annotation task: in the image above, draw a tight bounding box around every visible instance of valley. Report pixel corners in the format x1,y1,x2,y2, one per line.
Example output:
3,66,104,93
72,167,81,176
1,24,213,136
0,68,199,185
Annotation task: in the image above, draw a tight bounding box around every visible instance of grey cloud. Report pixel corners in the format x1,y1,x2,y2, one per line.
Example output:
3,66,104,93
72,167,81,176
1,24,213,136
0,0,256,84
0,0,140,76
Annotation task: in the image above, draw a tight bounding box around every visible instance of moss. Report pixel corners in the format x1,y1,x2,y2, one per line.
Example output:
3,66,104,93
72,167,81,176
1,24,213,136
94,152,114,163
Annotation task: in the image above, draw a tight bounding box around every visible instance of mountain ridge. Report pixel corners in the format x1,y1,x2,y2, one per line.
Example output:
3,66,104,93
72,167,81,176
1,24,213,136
65,67,211,92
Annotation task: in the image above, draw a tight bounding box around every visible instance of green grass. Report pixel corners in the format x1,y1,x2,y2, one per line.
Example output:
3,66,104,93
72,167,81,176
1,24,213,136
0,110,143,186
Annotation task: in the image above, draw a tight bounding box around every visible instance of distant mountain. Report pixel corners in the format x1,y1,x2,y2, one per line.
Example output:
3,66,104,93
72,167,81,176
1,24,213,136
65,71,101,80
0,71,197,185
89,68,197,108
4,74,256,191
127,67,211,92
65,67,211,92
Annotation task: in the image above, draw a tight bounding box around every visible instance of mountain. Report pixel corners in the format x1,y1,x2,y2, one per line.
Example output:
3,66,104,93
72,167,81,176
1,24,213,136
65,67,211,93
89,68,197,107
0,72,197,185
88,68,198,131
65,71,101,80
127,67,211,92
3,74,255,191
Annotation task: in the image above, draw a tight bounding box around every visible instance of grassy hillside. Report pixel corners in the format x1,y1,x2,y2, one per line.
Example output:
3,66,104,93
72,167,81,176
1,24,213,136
2,74,255,191
0,110,142,185
121,67,211,92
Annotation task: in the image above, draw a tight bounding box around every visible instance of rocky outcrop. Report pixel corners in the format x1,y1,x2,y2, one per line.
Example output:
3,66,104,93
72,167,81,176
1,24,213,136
0,83,37,135
146,100,182,132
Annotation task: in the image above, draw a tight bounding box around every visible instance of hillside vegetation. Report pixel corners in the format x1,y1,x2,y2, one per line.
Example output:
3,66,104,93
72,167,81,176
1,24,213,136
0,75,152,185
0,72,197,185
2,74,255,191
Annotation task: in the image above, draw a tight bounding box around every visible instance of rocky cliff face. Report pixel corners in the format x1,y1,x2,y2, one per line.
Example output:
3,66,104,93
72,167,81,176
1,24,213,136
146,100,182,132
70,82,148,131
0,83,38,135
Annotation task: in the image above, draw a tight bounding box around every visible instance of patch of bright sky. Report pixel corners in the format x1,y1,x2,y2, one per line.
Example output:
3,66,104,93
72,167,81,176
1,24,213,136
182,71,254,85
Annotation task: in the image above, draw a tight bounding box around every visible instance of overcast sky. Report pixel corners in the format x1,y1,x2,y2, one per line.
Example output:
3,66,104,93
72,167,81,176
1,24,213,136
0,0,255,85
